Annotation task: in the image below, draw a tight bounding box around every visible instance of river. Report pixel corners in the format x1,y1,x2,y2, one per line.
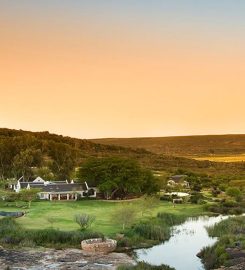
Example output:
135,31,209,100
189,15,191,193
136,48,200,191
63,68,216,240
135,215,228,270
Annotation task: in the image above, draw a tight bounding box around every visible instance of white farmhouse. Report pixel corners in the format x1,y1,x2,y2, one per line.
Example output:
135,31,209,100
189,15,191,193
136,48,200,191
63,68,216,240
12,177,96,201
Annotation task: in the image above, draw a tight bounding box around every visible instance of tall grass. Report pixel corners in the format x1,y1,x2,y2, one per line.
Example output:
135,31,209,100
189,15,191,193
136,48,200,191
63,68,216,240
207,216,245,237
156,213,186,226
204,201,245,215
200,216,245,269
130,213,187,243
133,223,167,241
0,217,103,248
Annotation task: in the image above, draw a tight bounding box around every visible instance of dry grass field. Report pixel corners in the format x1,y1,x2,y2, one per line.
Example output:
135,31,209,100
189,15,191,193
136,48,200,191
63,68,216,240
193,155,245,162
91,134,245,158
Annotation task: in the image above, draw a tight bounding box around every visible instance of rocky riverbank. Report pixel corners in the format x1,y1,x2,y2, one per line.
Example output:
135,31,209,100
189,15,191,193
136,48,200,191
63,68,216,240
0,247,135,270
214,248,245,270
215,263,245,270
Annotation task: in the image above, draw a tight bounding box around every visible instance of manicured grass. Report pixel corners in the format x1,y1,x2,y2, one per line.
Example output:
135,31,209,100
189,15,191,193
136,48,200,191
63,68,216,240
0,199,205,236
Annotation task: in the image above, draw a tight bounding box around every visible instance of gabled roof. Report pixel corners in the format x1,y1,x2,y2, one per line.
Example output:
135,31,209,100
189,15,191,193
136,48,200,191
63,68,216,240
20,182,45,188
33,176,45,183
169,175,188,182
19,182,87,193
41,183,86,193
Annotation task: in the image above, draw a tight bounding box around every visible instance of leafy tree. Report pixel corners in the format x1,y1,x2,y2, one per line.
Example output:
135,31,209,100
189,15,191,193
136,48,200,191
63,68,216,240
78,157,159,199
140,169,160,195
48,142,77,180
111,204,138,231
12,148,43,180
5,191,21,205
34,167,54,180
19,188,40,208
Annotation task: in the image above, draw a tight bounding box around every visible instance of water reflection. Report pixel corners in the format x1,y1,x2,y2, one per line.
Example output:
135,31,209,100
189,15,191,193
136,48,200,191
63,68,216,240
135,215,228,270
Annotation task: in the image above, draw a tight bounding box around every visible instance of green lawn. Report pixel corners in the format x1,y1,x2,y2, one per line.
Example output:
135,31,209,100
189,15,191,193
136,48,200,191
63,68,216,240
0,199,205,236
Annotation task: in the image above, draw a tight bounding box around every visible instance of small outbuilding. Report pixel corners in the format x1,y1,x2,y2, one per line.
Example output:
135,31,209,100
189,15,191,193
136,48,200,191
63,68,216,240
167,175,190,188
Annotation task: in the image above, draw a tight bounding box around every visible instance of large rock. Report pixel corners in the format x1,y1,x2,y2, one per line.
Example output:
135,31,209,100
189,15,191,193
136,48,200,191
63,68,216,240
0,248,135,270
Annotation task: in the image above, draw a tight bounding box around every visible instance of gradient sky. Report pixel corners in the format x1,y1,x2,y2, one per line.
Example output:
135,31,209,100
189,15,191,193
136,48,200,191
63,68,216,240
1,1,245,138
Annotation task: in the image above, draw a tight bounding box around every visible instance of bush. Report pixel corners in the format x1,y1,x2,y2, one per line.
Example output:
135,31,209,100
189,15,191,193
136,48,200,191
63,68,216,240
222,200,238,208
74,213,96,230
226,187,242,202
160,195,172,201
189,192,204,204
117,235,145,248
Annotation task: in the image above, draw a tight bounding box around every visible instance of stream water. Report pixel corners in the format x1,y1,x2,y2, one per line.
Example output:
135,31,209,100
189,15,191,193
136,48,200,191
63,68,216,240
135,215,228,270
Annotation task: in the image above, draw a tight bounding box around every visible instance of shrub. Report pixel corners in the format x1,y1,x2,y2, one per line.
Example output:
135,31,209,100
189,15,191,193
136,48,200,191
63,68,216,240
117,235,145,248
159,195,172,201
222,200,238,208
189,192,204,204
74,213,96,230
226,187,242,202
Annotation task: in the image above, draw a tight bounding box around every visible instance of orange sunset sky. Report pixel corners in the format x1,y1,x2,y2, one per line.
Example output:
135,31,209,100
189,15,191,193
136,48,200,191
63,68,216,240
0,1,245,138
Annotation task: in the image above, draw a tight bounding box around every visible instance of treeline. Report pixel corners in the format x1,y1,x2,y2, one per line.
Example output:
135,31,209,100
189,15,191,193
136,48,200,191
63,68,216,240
0,128,245,181
0,128,150,180
0,133,76,180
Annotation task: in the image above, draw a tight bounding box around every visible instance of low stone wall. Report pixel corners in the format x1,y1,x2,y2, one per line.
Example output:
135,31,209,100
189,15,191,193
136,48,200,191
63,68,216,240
81,238,117,253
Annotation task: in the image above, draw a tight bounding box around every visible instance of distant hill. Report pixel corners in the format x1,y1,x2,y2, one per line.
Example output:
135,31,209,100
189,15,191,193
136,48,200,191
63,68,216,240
91,135,245,157
0,129,245,180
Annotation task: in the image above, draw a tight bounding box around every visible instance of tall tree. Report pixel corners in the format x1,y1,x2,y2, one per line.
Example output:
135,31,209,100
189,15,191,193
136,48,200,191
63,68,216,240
78,157,159,199
12,148,43,180
48,142,77,179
